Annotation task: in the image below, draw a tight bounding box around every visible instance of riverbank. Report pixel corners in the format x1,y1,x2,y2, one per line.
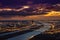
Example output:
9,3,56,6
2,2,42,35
0,30,33,40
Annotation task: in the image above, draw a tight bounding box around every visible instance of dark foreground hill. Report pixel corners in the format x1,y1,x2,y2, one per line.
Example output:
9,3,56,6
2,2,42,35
29,33,60,40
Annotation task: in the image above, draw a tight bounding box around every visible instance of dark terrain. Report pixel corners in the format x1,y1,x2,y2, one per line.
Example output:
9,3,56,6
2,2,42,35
29,32,60,40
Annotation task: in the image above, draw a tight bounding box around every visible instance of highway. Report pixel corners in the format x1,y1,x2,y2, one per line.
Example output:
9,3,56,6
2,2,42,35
7,22,51,40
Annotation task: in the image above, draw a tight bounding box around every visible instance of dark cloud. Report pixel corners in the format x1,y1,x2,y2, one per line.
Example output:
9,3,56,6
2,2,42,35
33,0,60,4
0,0,60,7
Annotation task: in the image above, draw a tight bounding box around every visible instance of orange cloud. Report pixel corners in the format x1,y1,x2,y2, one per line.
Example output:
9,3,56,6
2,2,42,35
44,11,60,16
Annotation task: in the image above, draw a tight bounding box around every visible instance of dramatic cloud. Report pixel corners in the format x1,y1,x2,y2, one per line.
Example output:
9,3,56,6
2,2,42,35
0,0,60,20
0,0,60,7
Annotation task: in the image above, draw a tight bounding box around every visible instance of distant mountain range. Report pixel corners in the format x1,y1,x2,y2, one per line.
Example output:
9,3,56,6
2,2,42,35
0,15,60,21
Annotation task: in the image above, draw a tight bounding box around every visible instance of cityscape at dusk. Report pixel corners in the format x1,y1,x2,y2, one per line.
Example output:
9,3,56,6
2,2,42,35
0,0,60,40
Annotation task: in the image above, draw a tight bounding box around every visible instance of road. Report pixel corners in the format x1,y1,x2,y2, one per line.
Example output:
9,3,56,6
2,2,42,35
7,22,51,40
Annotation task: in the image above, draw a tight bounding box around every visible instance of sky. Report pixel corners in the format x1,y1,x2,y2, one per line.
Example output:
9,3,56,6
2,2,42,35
0,0,60,20
0,0,60,7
